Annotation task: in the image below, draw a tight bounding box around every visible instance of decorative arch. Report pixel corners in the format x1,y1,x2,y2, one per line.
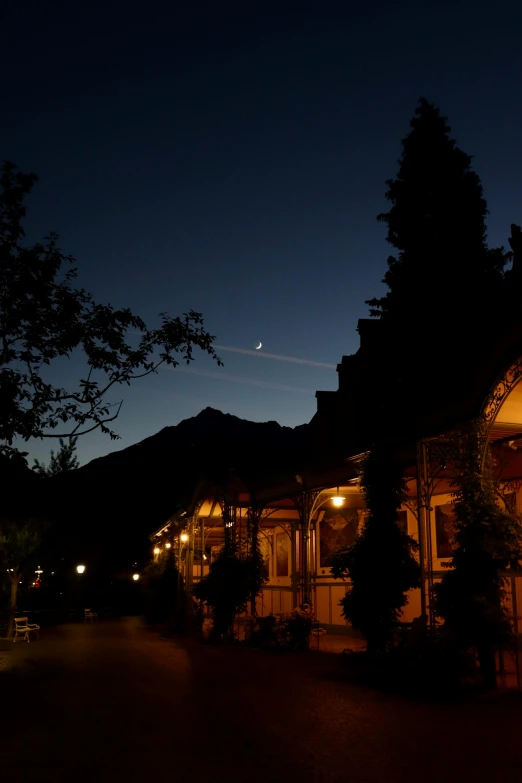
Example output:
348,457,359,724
477,353,522,480
481,355,522,439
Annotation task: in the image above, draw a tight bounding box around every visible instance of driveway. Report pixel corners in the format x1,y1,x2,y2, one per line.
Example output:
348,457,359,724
1,618,522,782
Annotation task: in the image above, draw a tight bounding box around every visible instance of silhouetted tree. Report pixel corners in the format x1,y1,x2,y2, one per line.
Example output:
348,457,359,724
33,437,80,476
367,99,509,328
434,423,522,689
0,516,47,637
331,447,420,654
142,549,184,629
193,552,251,641
0,161,222,460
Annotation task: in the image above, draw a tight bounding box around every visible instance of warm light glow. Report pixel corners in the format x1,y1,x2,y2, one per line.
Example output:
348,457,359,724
132,573,140,581
76,565,86,574
332,496,345,507
165,542,171,549
153,547,160,555
203,555,207,560
180,533,189,543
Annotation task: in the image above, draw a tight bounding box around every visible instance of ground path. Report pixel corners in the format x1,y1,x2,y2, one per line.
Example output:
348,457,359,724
1,618,522,782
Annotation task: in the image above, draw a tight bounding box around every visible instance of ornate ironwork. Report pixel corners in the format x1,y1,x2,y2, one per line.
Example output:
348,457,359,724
416,429,469,625
416,416,515,625
498,478,522,497
482,356,522,432
261,507,279,520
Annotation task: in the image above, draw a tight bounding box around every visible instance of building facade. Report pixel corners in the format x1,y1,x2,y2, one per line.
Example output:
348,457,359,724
151,317,522,634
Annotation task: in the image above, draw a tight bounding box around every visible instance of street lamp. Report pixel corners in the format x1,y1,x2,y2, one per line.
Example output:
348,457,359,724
177,531,190,596
76,565,85,574
132,573,140,582
165,542,172,549
153,546,160,555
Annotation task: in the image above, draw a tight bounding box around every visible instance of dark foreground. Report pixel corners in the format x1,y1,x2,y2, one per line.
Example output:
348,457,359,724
1,619,522,782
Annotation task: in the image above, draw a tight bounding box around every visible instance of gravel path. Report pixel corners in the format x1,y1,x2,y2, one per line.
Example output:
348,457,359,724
1,618,522,782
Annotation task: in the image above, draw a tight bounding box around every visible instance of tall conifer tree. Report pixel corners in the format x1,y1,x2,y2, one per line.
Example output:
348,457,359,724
368,99,508,328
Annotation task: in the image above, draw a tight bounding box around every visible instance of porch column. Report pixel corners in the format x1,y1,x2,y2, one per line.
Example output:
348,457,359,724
185,516,195,608
310,521,317,608
290,521,298,608
416,438,440,627
294,487,321,608
200,515,205,582
415,439,429,622
298,520,308,606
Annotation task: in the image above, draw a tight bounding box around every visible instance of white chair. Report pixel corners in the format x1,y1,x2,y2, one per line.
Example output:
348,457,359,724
84,608,97,622
13,616,40,643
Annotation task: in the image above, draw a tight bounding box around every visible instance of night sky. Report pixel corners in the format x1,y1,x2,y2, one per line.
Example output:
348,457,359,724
3,1,522,465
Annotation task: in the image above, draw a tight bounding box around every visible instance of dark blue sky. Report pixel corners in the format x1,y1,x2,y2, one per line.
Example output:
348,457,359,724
3,1,522,465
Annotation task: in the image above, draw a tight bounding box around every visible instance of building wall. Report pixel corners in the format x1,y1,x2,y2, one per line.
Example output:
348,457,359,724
259,499,426,629
257,483,521,631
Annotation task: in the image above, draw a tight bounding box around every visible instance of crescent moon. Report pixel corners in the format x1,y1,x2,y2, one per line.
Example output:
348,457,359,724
255,342,262,350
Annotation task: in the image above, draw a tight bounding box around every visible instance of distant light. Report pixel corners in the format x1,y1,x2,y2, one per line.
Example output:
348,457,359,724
76,564,86,574
153,547,160,555
180,533,189,543
132,573,140,582
203,555,207,560
165,542,171,549
332,496,345,508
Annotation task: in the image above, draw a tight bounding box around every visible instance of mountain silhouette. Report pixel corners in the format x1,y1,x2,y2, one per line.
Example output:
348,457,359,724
42,408,313,564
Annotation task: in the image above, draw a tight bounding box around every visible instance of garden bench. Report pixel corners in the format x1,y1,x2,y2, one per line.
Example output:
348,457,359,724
13,617,40,643
84,608,97,622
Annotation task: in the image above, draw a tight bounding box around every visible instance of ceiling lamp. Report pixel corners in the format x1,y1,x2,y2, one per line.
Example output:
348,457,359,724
331,488,345,507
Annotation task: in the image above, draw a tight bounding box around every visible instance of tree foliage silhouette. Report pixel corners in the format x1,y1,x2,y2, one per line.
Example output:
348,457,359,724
33,437,80,476
0,161,222,460
434,424,522,689
330,447,420,654
367,99,509,325
0,516,47,637
193,553,252,642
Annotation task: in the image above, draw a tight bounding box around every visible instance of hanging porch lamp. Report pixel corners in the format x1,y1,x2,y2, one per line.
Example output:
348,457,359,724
331,487,345,507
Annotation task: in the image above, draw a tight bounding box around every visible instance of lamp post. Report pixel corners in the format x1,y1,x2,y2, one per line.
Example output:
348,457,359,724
178,531,189,597
76,564,86,575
